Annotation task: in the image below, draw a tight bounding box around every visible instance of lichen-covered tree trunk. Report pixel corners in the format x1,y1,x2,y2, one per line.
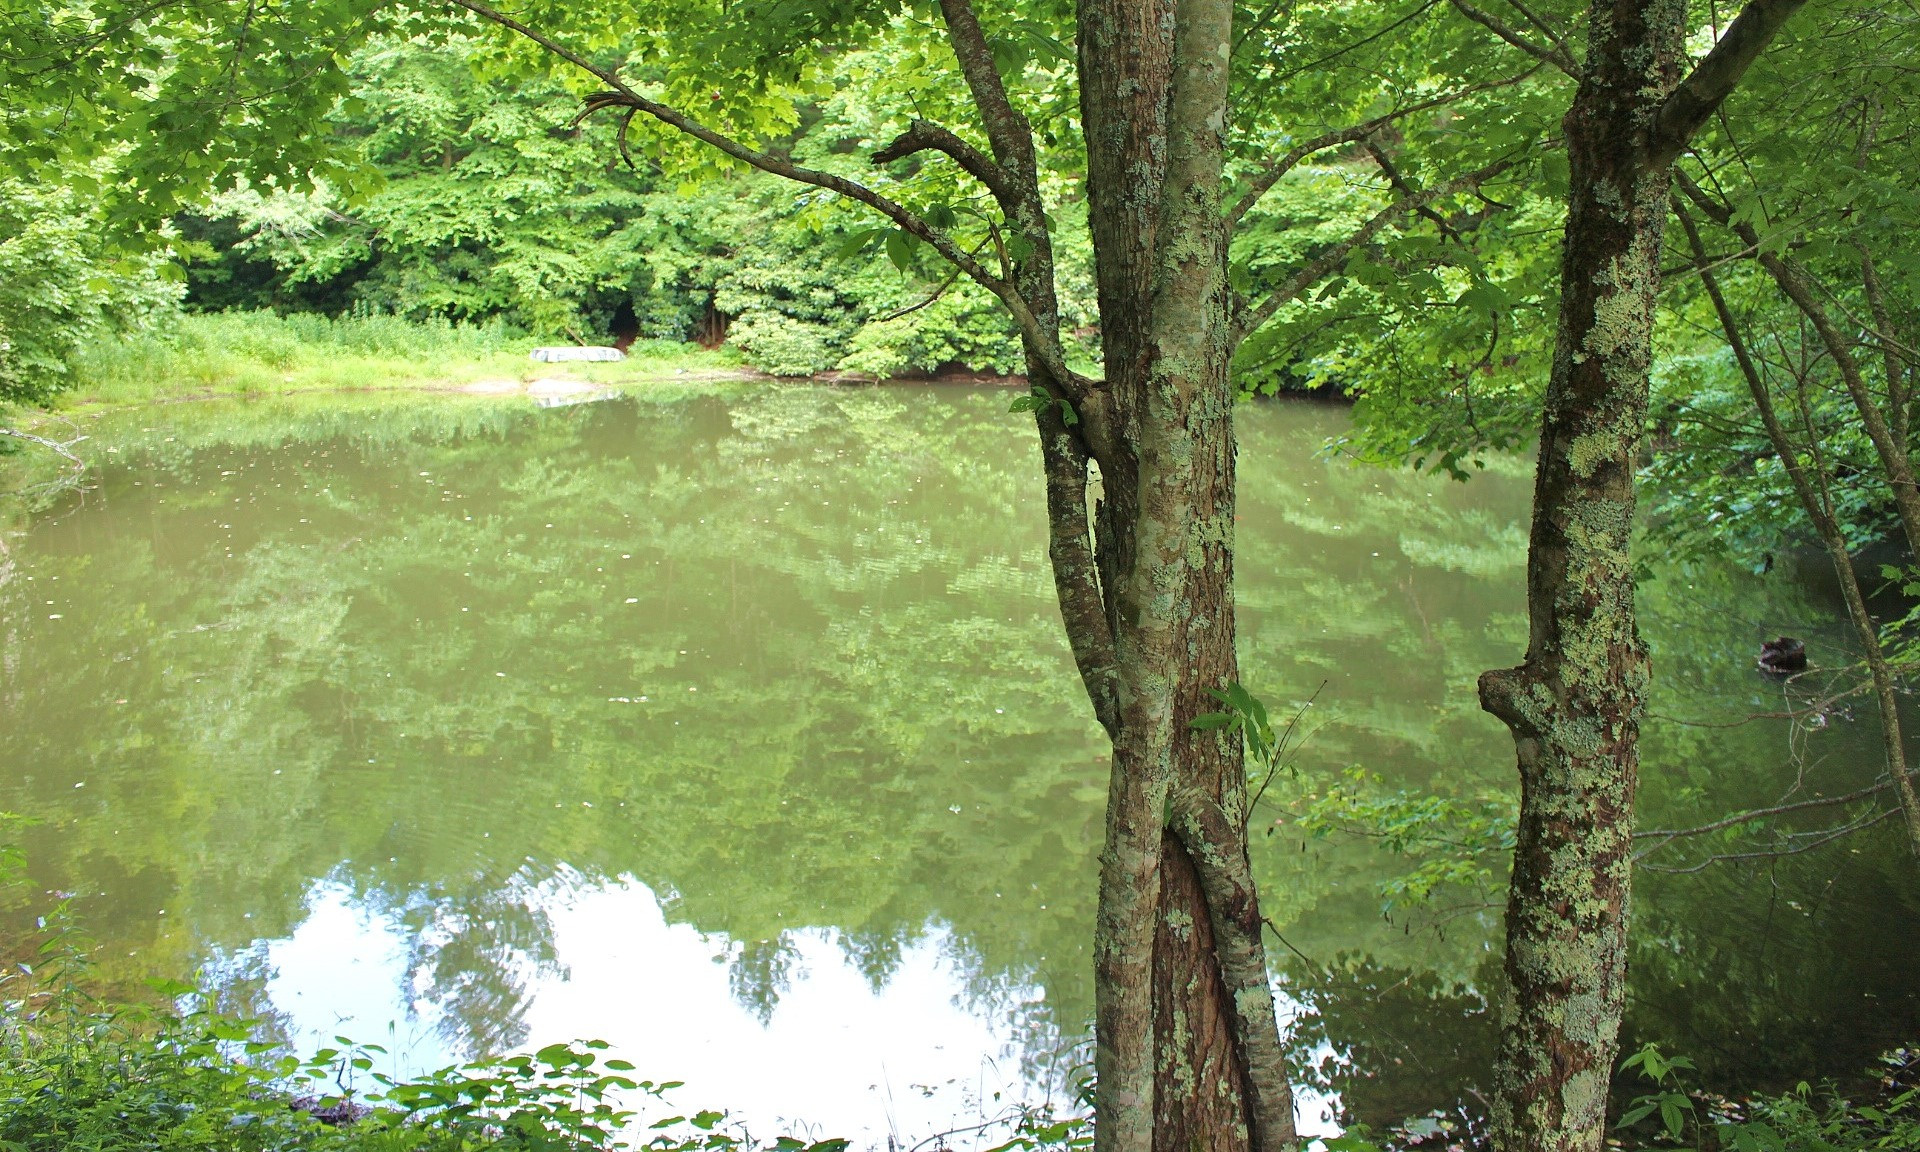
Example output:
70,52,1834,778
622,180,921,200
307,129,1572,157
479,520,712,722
1073,0,1295,1149
1479,3,1806,1147
1476,4,1679,1149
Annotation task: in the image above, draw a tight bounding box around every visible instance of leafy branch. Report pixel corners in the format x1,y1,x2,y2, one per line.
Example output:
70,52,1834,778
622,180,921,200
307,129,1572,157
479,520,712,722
1191,680,1324,827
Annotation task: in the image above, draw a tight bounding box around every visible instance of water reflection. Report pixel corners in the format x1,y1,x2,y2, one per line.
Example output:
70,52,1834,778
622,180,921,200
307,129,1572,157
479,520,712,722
0,383,1914,1140
216,874,1054,1144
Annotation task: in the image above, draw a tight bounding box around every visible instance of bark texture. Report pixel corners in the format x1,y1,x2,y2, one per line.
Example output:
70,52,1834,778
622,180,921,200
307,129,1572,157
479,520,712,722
1478,0,1673,1126
1075,0,1295,1148
1481,4,1802,1150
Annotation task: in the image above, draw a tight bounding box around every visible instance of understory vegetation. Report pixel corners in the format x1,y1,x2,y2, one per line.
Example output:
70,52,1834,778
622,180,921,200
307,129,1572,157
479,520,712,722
59,310,735,406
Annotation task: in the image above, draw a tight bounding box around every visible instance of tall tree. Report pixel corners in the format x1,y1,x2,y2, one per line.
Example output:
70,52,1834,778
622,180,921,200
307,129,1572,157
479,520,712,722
439,0,1544,1147
1473,3,1804,1150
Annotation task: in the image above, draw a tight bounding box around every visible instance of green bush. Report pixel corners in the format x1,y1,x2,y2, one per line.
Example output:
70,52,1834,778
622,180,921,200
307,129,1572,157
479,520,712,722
1613,1043,1919,1152
0,167,182,405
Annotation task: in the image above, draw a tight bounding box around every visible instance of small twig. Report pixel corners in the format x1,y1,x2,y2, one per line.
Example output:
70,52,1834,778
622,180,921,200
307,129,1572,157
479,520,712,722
1447,0,1578,77
1633,778,1894,852
871,239,992,323
1638,808,1898,874
1262,916,1317,969
1247,680,1327,826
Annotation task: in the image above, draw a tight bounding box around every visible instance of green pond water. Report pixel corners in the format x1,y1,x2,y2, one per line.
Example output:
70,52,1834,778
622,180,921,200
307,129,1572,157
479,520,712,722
1,383,1915,1142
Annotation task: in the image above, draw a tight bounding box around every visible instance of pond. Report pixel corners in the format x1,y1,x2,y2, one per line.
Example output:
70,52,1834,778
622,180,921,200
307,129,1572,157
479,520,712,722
2,383,1915,1144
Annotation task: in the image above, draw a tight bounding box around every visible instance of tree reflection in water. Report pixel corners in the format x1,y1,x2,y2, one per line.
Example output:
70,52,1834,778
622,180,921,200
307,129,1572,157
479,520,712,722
0,384,1914,1138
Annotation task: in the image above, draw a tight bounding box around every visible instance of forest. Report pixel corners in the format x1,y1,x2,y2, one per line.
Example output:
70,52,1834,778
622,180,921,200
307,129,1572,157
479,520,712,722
0,1,1916,1151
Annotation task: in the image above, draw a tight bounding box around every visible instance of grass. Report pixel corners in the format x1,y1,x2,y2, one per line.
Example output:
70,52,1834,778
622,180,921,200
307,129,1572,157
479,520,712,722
56,310,748,408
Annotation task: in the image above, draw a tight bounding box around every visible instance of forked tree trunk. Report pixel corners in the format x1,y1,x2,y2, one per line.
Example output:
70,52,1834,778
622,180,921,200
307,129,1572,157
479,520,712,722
1072,0,1295,1149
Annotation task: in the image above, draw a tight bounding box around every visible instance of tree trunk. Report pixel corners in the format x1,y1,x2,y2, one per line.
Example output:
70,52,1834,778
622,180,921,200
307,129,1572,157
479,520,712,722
1074,0,1295,1149
1478,4,1680,1150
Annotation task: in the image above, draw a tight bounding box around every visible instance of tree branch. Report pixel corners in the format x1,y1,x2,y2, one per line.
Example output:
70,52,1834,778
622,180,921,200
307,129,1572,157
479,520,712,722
1227,69,1538,227
0,427,88,474
1038,423,1120,736
1638,808,1898,874
1364,139,1461,242
872,119,1012,202
449,0,1094,395
1647,0,1810,168
1859,247,1914,443
934,0,1039,185
1231,153,1523,347
1633,779,1893,849
1173,793,1299,1152
1497,0,1575,64
1446,0,1576,77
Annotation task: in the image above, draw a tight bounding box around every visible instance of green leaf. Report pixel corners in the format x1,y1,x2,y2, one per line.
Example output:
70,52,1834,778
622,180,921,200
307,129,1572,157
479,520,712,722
885,230,914,272
1660,1098,1686,1139
834,227,884,260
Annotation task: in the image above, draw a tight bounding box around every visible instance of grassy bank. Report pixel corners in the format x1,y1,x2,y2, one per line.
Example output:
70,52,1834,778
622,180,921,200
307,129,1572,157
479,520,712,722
55,310,748,409
0,310,749,516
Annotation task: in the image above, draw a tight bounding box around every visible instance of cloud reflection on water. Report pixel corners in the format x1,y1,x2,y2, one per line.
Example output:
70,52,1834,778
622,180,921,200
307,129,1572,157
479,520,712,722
243,873,1066,1146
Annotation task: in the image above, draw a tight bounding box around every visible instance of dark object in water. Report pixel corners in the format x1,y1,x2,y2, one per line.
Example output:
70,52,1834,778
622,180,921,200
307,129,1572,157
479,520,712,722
1758,636,1807,674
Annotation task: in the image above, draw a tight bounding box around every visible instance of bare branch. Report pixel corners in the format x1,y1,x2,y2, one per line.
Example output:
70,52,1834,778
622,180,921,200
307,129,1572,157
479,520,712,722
1364,140,1461,242
1497,0,1575,63
871,255,969,323
1039,428,1120,736
0,427,88,473
1234,0,1296,53
934,0,1038,185
1637,808,1898,874
1633,779,1894,847
1246,681,1326,826
1228,69,1538,227
1648,0,1810,167
1269,0,1445,84
1447,0,1577,77
1232,153,1524,347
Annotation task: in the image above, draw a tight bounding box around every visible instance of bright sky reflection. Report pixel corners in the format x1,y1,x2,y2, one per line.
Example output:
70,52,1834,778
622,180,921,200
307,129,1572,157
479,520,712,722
256,875,1065,1146
246,875,1340,1147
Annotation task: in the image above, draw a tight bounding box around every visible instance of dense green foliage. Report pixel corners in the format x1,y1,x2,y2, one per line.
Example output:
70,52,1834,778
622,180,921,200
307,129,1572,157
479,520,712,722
0,169,183,404
178,30,1099,379
6,0,1917,578
1638,4,1920,571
